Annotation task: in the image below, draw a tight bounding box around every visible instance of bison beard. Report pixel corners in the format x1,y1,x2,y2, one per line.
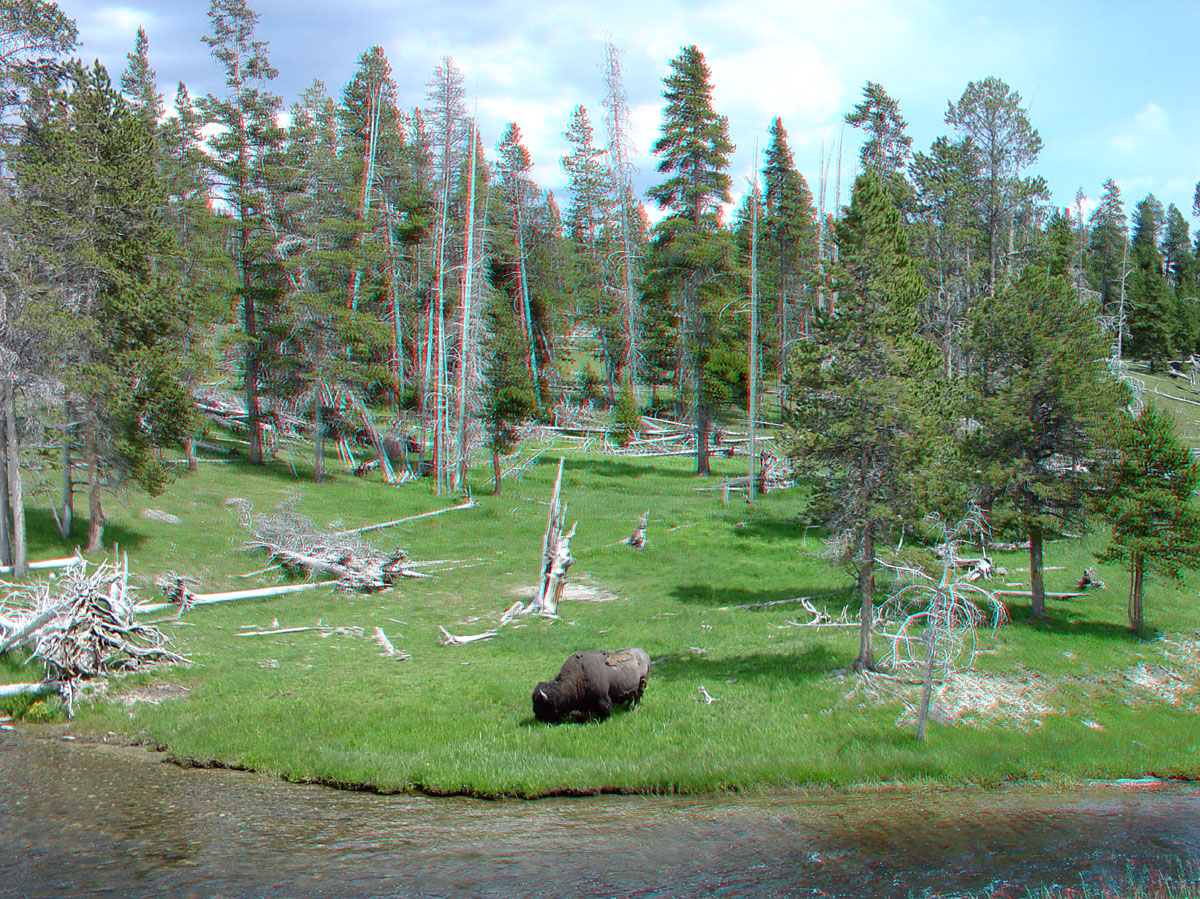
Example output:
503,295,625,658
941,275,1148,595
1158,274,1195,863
532,648,650,723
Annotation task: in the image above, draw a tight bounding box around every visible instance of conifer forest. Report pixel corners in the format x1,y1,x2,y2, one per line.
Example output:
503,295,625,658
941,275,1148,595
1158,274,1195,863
2,0,1200,657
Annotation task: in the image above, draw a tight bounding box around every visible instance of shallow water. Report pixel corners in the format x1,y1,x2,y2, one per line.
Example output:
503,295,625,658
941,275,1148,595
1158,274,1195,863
1,732,1198,898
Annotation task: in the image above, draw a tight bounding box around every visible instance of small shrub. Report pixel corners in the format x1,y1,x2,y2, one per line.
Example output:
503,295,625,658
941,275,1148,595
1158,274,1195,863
22,698,62,723
612,381,641,446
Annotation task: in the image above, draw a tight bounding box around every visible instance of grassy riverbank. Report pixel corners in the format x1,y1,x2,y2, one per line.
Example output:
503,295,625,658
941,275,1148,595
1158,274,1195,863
5,379,1200,796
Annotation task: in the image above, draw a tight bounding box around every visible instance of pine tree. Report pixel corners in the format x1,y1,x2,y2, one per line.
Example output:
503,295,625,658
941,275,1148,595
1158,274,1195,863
1097,404,1200,632
1086,178,1130,324
910,135,987,377
760,116,817,399
844,81,912,188
791,169,934,670
646,45,736,475
19,61,192,550
1127,194,1175,371
0,0,76,573
945,77,1043,291
276,80,389,483
964,223,1124,621
481,292,534,496
118,26,161,128
197,0,283,465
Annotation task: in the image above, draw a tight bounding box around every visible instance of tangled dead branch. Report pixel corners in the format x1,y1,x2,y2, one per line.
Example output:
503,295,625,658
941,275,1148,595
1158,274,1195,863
0,556,187,715
227,498,425,592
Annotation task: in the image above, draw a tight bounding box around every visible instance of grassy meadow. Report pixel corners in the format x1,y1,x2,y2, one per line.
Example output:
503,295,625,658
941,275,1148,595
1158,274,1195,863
4,367,1200,797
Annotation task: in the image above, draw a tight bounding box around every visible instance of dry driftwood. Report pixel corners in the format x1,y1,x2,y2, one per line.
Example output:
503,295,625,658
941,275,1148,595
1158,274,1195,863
137,577,327,616
227,498,424,591
526,459,575,618
333,498,479,537
0,555,187,714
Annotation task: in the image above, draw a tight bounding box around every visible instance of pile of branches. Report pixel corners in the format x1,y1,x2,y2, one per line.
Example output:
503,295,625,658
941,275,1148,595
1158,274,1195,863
228,498,424,591
0,556,186,714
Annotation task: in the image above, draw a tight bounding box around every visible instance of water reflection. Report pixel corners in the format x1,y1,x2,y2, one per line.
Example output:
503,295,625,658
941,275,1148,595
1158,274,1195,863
0,732,1196,898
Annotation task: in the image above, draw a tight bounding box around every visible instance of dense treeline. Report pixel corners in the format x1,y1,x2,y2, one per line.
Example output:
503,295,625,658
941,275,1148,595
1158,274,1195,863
0,0,1197,636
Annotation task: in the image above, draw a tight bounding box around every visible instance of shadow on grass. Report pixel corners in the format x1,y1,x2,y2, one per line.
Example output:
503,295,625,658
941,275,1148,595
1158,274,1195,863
669,583,852,609
1004,597,1150,642
652,644,840,685
558,457,698,482
25,508,148,554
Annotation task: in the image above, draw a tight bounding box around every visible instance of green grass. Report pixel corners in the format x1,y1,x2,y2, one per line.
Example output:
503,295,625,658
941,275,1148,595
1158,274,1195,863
7,425,1200,797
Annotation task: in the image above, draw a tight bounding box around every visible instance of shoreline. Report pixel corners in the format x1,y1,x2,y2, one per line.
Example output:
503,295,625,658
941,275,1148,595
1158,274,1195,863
17,725,1198,802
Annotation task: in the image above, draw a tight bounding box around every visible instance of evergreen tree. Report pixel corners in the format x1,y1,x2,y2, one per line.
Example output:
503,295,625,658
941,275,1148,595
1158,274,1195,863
159,81,234,470
945,76,1043,291
19,61,192,550
481,291,534,496
197,0,283,465
1086,178,1130,324
910,135,987,377
1097,404,1200,633
791,170,934,671
118,26,161,128
964,228,1124,621
496,121,542,395
1126,194,1175,371
645,44,737,475
760,116,817,401
0,0,76,573
844,80,912,204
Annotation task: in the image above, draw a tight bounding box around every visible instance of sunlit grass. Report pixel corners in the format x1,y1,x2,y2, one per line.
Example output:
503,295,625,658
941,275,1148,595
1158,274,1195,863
5,425,1200,796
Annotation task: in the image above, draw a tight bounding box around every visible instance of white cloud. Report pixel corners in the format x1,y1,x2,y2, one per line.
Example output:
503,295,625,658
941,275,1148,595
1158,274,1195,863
1110,101,1169,153
81,5,153,44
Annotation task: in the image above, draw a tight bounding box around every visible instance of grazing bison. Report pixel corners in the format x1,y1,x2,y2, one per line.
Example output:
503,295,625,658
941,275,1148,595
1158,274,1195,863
532,648,650,723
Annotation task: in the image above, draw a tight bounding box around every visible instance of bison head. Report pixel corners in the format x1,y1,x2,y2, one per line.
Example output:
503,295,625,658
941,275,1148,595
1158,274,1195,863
532,681,564,723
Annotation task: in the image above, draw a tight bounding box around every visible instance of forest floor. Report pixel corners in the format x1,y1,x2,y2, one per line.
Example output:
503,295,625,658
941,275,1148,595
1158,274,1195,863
4,386,1200,797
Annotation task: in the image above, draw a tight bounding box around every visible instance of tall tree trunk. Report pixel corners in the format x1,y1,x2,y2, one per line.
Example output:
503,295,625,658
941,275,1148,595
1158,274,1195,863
3,377,26,577
695,400,710,476
84,419,103,553
1028,522,1046,621
313,397,325,484
0,402,12,568
492,447,502,497
854,519,876,672
58,399,73,538
1128,554,1144,632
185,436,197,473
915,619,938,741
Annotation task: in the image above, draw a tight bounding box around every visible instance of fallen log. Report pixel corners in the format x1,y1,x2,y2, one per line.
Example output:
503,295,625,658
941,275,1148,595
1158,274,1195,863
333,498,479,537
437,625,497,645
136,580,327,615
0,556,81,576
0,681,58,699
994,590,1085,600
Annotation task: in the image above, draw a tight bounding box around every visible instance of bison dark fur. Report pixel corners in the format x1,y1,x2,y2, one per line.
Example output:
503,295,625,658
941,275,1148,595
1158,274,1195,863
532,648,650,723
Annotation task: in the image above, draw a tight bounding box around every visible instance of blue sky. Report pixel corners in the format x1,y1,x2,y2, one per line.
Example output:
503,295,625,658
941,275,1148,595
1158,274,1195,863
62,0,1200,228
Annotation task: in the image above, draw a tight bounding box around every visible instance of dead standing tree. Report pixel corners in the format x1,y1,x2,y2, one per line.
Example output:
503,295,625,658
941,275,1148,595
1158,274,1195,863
527,457,576,617
877,505,1008,740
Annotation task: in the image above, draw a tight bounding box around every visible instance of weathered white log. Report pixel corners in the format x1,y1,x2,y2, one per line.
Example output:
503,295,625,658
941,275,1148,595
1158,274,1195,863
533,522,576,617
0,681,57,699
0,557,80,576
0,604,68,654
333,498,480,537
437,625,496,645
134,581,326,615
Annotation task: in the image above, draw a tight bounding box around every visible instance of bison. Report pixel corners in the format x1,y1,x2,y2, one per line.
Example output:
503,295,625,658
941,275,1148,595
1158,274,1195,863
532,648,650,724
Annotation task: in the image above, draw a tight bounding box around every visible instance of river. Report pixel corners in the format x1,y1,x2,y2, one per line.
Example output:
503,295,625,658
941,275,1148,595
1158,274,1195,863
1,731,1197,898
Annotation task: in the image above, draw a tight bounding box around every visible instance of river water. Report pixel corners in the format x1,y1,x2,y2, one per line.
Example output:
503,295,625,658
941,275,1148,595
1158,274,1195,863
1,732,1198,899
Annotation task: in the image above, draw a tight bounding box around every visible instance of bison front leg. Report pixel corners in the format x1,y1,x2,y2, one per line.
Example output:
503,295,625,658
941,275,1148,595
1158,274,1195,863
591,694,613,720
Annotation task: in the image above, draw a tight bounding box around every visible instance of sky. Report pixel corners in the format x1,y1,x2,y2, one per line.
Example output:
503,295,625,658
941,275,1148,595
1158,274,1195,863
60,0,1200,228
